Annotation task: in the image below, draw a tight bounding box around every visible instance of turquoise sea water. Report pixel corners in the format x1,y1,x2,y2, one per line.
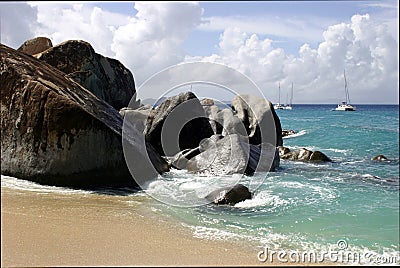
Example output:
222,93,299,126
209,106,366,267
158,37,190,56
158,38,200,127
2,104,399,264
146,104,400,264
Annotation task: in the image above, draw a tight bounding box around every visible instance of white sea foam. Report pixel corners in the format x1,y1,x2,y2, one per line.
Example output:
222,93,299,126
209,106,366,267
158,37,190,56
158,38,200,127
179,181,206,191
189,225,244,241
142,170,248,207
324,148,350,153
1,175,93,195
279,181,307,189
294,145,350,154
235,191,288,208
185,219,399,264
308,185,337,200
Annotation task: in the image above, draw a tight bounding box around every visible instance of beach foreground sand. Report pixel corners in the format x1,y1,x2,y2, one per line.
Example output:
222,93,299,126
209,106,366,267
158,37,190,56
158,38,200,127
1,186,267,267
1,185,336,267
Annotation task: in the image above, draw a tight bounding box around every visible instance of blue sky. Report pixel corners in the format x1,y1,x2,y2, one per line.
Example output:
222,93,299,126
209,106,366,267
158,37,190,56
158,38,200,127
90,1,398,56
1,1,399,103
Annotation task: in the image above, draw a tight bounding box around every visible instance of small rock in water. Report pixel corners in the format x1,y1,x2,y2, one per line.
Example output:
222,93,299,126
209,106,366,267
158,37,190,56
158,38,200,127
372,154,388,161
309,151,332,162
205,184,252,205
280,147,331,162
282,129,296,137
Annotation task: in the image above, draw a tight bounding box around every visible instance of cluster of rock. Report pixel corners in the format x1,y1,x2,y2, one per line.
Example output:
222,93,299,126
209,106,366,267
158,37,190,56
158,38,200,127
122,91,283,178
1,37,340,205
121,91,284,204
1,37,284,205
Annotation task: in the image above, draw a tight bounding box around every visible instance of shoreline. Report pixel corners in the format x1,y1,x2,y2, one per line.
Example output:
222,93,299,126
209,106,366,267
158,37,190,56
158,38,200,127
1,182,338,267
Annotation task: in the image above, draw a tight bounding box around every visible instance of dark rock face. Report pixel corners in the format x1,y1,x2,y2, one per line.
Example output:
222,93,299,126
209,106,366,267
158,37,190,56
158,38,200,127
35,40,135,110
231,94,283,147
279,147,332,162
17,37,53,56
205,184,252,205
0,44,167,187
309,151,332,162
186,134,278,175
144,92,214,156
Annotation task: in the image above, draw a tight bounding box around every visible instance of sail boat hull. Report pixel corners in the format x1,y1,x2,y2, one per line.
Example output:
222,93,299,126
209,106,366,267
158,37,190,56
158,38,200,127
274,82,284,110
335,103,356,111
334,70,356,111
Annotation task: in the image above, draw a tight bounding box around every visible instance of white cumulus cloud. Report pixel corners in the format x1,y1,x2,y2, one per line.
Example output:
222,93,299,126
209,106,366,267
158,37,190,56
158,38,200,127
188,13,398,104
111,2,204,86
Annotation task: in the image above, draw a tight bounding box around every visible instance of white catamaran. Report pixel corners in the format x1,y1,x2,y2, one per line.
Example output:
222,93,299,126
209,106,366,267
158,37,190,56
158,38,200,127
335,70,356,111
274,82,284,110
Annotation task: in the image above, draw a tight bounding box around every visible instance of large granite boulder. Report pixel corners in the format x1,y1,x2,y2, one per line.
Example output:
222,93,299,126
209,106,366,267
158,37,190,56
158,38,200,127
186,134,278,175
119,107,151,133
0,44,168,188
202,105,246,137
202,104,221,134
205,184,252,205
17,37,53,56
231,94,283,147
144,92,214,156
34,40,136,110
167,147,201,170
215,108,248,137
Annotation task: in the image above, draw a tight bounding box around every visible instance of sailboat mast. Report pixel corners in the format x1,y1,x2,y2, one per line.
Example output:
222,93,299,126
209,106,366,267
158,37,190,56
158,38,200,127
278,82,281,104
290,82,293,106
344,69,351,104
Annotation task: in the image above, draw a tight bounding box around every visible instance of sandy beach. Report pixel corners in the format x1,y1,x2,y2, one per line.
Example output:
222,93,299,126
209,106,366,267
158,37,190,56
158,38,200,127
1,186,269,267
